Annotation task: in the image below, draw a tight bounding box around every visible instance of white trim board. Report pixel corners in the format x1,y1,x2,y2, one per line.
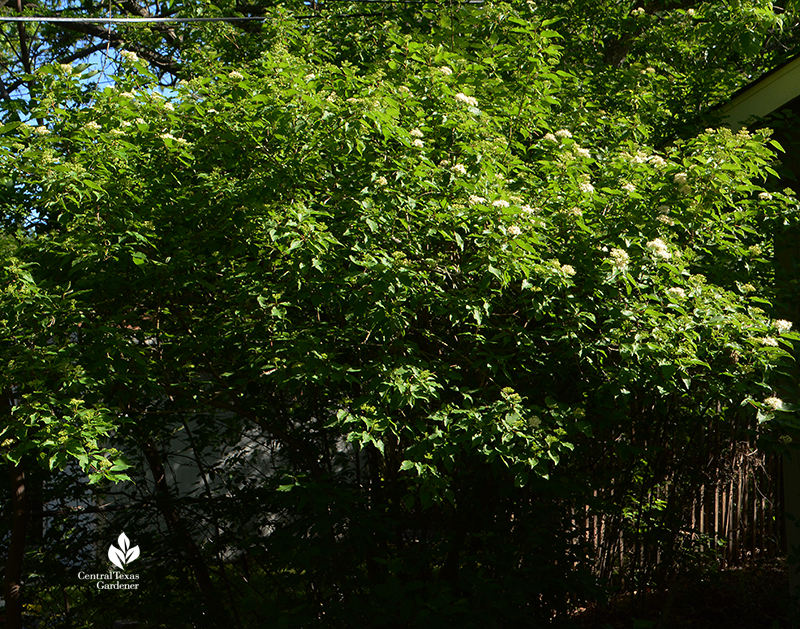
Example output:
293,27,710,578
722,55,800,130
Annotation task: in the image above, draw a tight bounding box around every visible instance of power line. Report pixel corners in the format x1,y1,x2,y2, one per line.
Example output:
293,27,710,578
0,3,482,24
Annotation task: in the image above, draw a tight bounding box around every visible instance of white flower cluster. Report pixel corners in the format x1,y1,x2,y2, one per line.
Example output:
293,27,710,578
492,199,510,208
412,139,424,148
609,248,629,270
521,204,536,214
160,133,188,145
555,129,572,139
561,264,576,276
667,287,686,298
439,66,453,76
454,92,478,107
34,126,50,135
228,70,244,80
120,91,135,99
507,225,522,237
398,86,410,94
84,121,101,131
579,181,595,194
760,337,779,347
543,133,557,143
649,155,667,168
410,128,424,138
622,182,636,194
775,319,793,334
375,176,388,186
673,172,691,195
759,191,772,201
59,63,73,74
451,163,467,175
574,147,591,159
163,102,175,112
646,238,671,259
119,50,139,62
764,396,784,411
469,195,486,205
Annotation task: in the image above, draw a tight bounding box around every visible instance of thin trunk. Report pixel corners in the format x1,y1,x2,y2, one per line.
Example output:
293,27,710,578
4,461,29,629
139,437,229,626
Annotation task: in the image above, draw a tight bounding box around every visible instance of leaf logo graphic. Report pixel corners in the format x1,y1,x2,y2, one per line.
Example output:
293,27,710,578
108,533,140,571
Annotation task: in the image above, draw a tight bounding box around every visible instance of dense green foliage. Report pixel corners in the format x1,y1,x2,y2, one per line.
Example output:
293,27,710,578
2,1,800,627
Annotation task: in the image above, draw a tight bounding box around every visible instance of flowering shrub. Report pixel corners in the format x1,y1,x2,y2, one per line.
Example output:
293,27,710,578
0,2,798,627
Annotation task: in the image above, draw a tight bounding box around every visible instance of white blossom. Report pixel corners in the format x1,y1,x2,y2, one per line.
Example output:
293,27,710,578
609,248,629,270
451,163,467,175
119,50,139,62
667,287,686,298
439,66,453,76
521,204,536,214
657,214,675,225
579,181,595,194
469,195,486,205
398,86,410,94
454,92,478,107
543,133,557,143
674,172,688,185
631,7,645,15
160,133,188,145
760,337,779,347
775,319,793,334
412,138,424,148
34,126,50,135
120,91,135,99
764,396,785,411
555,129,572,139
163,102,175,112
649,155,667,168
304,73,316,82
375,176,388,186
622,182,636,193
59,63,73,74
135,118,146,125
410,128,424,138
84,121,101,131
575,147,591,159
492,199,510,208
506,225,522,237
759,191,773,201
646,238,671,259
561,264,576,276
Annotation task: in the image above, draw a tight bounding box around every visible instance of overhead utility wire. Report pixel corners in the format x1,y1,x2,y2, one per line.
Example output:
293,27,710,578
0,3,482,23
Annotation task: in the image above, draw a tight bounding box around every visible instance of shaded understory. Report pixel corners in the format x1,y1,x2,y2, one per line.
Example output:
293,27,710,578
568,558,791,628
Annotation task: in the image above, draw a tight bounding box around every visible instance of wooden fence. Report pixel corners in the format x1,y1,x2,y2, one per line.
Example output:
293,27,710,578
576,447,785,587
